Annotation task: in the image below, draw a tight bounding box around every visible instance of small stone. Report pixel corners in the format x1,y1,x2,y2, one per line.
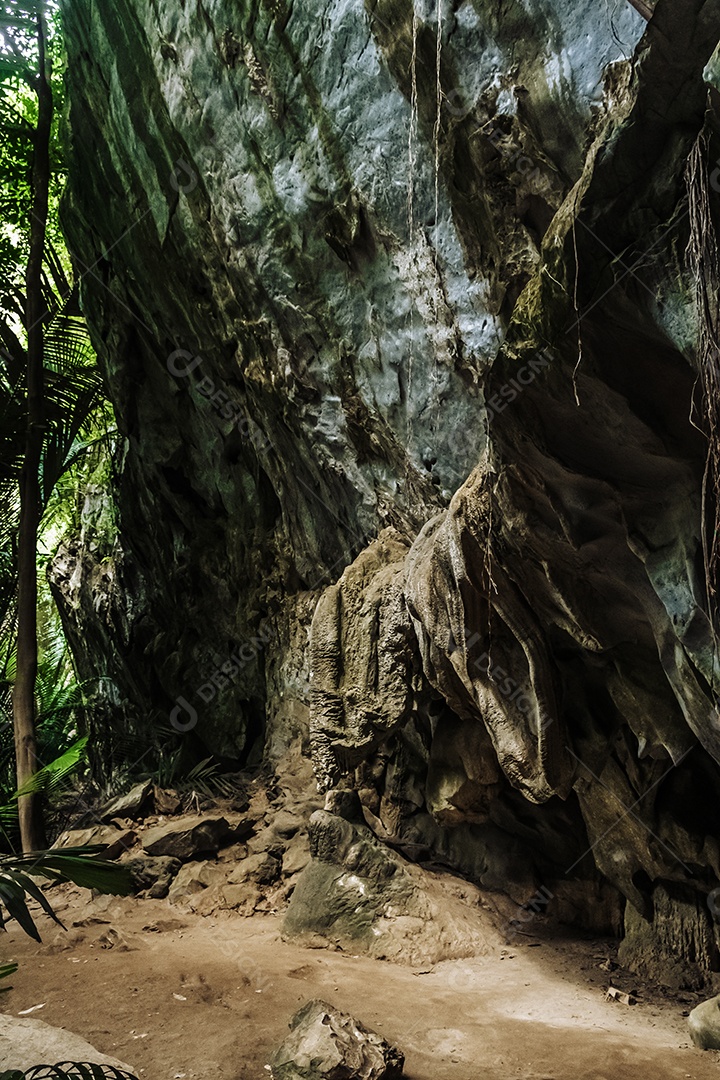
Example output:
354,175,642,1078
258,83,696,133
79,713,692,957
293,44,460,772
273,809,302,839
606,987,636,1006
221,882,262,912
188,883,225,916
689,995,720,1049
271,999,404,1079
168,860,225,904
247,826,284,857
154,787,182,815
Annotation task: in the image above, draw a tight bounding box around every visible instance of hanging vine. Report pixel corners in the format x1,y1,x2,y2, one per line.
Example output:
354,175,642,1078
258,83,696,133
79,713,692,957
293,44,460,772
405,4,420,459
686,128,720,628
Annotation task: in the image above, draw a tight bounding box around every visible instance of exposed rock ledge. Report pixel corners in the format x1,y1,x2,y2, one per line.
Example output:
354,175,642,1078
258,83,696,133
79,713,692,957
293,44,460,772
55,0,720,986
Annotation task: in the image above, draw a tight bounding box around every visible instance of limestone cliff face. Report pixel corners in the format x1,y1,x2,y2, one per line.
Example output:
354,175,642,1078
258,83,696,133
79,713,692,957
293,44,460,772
56,0,720,983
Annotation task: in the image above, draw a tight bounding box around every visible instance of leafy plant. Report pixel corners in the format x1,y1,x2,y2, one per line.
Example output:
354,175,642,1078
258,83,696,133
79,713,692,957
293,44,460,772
0,845,132,942
0,4,117,846
153,746,242,802
0,958,17,990
0,735,88,847
0,1064,139,1079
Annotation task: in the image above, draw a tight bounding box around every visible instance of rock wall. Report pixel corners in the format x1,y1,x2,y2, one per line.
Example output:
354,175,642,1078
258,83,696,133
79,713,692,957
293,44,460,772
56,0,720,983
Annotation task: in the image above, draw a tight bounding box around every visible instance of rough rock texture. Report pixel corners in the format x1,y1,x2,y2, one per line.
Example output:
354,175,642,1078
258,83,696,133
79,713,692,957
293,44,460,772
98,779,154,822
689,995,720,1050
141,815,229,858
270,1000,404,1080
125,854,182,898
55,824,136,861
284,793,500,963
309,529,420,788
0,1014,136,1072
56,0,720,983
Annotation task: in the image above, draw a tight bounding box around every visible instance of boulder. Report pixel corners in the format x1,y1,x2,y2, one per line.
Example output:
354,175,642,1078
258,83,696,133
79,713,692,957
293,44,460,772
125,854,181,898
98,779,153,823
689,995,720,1049
270,999,404,1080
168,860,226,904
54,824,136,860
283,797,496,964
227,852,281,886
0,1014,136,1072
141,815,229,859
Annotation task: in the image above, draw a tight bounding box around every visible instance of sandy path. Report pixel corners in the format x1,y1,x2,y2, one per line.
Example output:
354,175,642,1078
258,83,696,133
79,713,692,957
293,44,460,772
1,889,718,1080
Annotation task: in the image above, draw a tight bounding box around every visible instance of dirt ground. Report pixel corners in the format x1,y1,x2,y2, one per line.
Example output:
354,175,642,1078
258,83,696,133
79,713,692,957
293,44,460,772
2,884,719,1080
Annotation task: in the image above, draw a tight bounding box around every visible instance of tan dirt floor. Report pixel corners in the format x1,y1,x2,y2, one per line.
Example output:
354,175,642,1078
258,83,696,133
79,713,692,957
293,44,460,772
1,887,719,1080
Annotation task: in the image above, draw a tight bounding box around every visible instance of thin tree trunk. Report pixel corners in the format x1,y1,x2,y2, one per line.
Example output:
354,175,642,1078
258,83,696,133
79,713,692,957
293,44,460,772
14,7,53,853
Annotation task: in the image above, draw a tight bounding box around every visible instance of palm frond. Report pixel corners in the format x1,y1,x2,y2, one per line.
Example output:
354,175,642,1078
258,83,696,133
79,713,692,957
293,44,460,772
12,736,87,800
0,846,133,941
3,1065,139,1080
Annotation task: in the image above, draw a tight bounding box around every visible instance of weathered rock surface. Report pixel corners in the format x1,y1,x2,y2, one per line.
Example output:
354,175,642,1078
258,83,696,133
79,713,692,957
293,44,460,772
167,859,226,905
284,793,497,964
55,0,720,985
99,779,154,823
141,815,229,859
689,995,720,1049
227,851,282,886
154,786,182,815
0,1014,136,1072
55,824,136,860
270,1000,404,1080
310,530,419,791
125,854,182,898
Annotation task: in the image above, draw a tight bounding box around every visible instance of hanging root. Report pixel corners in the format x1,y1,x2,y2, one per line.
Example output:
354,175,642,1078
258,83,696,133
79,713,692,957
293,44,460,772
405,7,419,460
431,0,443,440
686,129,720,625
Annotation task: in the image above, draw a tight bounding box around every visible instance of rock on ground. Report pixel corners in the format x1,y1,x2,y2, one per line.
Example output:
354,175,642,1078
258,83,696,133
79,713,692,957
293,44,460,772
689,995,720,1049
283,791,497,964
125,854,182,898
0,1014,136,1072
270,999,404,1080
98,779,154,823
55,824,136,860
141,815,229,859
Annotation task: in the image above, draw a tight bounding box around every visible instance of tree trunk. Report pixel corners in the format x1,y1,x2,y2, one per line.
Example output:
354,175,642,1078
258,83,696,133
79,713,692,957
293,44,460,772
14,7,53,853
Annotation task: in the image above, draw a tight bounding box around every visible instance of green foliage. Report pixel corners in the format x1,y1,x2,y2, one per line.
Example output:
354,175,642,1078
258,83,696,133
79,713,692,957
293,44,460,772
0,3,68,331
1,1065,138,1080
11,735,86,800
151,746,242,804
0,845,133,942
0,958,17,991
0,1,119,798
0,636,94,847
